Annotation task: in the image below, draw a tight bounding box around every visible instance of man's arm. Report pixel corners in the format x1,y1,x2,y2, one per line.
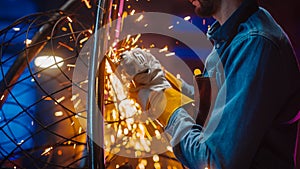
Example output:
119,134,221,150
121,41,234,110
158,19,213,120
166,34,298,169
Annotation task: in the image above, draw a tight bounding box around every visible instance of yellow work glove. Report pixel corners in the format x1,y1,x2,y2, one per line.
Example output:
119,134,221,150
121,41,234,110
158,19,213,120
117,48,193,126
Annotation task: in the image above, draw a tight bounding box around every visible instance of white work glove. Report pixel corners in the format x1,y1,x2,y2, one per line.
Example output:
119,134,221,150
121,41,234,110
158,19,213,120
118,48,171,91
117,48,193,126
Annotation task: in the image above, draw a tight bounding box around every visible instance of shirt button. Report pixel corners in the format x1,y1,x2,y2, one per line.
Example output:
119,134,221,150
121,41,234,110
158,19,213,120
216,43,220,49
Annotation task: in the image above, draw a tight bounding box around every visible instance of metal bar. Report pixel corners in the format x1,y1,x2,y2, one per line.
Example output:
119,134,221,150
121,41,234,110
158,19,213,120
87,0,105,168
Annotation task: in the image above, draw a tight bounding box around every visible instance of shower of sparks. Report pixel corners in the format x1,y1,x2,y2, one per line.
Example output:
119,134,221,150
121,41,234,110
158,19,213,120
74,99,81,108
25,39,32,46
78,127,82,134
71,94,79,101
11,0,187,167
61,27,67,31
68,22,76,41
67,17,73,23
82,0,92,8
55,96,65,104
165,52,175,57
135,14,144,22
130,9,136,15
132,34,141,45
58,41,74,51
184,16,191,21
54,111,64,117
67,64,76,68
79,37,89,44
102,32,172,157
12,27,20,31
41,147,53,156
159,46,168,53
112,4,118,10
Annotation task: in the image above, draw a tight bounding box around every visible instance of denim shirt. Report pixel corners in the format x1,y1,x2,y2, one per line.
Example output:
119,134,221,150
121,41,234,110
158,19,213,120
166,0,300,169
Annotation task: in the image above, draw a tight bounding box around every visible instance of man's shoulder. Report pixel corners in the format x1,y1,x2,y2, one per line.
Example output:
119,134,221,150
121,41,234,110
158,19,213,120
235,7,288,47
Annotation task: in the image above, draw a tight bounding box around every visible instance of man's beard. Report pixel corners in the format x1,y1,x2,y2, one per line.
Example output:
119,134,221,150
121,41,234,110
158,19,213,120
195,0,221,17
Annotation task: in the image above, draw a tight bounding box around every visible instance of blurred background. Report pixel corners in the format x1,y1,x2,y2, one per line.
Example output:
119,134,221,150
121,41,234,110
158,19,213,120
0,0,299,168
1,0,299,57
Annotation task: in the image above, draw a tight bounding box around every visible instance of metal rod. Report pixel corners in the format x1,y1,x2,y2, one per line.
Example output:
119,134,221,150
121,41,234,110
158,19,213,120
87,0,106,168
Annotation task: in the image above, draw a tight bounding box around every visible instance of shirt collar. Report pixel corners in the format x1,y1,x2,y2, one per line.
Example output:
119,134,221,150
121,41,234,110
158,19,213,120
207,0,259,42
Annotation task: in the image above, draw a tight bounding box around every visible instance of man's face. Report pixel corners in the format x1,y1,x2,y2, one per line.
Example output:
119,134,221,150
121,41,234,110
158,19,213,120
189,0,221,17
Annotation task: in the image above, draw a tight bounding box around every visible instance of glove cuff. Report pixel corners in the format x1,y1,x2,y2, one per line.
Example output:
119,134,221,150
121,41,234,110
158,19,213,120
165,70,183,92
147,88,193,127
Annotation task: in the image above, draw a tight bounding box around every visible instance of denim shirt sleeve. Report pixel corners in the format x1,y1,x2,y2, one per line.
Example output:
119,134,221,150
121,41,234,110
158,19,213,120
180,78,194,98
165,34,297,169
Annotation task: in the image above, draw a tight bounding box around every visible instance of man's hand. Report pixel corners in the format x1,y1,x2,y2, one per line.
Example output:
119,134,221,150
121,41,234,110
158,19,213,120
118,48,170,91
117,48,193,126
